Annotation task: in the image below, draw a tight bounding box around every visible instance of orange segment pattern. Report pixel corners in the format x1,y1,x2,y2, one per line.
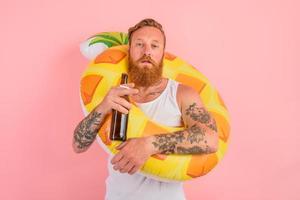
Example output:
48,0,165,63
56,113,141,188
216,91,227,109
164,52,176,61
142,120,169,137
81,75,103,105
176,74,206,94
98,115,112,145
94,49,126,64
186,154,218,178
211,112,230,142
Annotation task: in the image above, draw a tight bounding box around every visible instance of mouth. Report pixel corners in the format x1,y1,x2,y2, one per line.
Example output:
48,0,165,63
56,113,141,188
140,60,152,64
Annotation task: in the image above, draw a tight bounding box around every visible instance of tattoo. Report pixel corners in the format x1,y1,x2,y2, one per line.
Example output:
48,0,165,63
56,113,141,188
177,146,210,154
152,124,212,154
150,103,218,155
74,111,103,150
185,103,218,131
187,124,205,144
152,131,185,154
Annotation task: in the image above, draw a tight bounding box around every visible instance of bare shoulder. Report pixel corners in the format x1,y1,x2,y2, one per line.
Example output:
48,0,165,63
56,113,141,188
176,84,204,113
177,84,198,95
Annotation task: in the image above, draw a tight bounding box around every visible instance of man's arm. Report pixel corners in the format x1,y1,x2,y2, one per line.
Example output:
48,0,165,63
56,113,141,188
111,84,219,174
72,83,139,153
149,84,218,154
72,107,105,153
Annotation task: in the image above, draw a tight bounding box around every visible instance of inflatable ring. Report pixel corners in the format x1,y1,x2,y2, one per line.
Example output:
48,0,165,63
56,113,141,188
80,32,230,181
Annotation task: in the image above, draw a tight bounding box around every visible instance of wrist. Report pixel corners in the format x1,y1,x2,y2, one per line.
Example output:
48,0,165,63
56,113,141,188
145,136,159,155
94,103,110,115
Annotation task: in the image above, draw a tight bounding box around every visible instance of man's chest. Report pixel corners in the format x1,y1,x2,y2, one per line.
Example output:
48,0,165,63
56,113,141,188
130,90,163,103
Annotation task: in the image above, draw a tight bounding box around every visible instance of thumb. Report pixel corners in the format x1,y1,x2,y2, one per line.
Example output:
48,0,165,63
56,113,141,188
116,141,128,150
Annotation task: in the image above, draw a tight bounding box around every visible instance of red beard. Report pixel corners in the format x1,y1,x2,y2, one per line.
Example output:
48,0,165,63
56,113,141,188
128,54,163,87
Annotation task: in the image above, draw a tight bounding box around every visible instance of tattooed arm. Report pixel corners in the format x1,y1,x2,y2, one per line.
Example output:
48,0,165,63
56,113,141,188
149,84,218,155
72,107,105,153
72,83,139,153
110,84,218,174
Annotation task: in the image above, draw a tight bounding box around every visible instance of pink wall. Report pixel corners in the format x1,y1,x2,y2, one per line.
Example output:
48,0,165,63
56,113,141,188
1,0,299,199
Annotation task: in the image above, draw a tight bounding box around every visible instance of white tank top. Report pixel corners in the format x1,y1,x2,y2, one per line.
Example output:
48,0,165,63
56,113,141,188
105,79,186,200
135,79,183,127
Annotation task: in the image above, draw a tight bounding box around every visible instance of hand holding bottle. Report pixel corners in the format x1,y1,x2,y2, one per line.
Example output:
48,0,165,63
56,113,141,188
95,82,139,115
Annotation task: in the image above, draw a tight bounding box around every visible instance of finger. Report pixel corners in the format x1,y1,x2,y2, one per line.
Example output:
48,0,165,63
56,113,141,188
120,162,135,173
120,82,135,88
116,87,139,96
112,97,131,110
111,102,129,114
116,141,128,150
111,152,123,164
113,157,130,171
128,165,140,175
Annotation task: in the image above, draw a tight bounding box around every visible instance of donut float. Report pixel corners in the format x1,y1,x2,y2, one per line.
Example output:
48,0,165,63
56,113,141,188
79,32,230,181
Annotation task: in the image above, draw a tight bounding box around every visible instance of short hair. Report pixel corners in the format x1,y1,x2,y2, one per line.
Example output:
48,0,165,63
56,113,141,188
128,18,166,48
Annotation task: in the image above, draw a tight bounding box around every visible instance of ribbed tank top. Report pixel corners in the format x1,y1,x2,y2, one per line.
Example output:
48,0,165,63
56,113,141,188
135,79,183,127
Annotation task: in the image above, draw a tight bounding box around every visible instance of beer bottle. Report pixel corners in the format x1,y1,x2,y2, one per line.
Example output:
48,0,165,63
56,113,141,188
109,73,129,141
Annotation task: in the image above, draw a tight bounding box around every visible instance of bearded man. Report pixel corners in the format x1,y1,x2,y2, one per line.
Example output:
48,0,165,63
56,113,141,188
73,18,218,200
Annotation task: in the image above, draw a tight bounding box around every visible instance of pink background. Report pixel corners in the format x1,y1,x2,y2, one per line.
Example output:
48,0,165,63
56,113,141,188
1,0,299,199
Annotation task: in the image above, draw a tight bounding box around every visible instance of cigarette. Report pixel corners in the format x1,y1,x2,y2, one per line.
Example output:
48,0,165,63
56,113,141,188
119,84,130,89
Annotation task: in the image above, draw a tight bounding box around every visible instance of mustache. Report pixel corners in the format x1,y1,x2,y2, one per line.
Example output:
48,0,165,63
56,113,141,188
137,55,156,65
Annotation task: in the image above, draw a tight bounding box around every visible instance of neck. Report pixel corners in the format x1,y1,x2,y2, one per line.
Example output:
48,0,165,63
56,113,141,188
130,77,168,102
135,77,164,93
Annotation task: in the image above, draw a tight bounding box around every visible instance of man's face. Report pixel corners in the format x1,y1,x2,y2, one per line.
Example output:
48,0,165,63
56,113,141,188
128,26,165,87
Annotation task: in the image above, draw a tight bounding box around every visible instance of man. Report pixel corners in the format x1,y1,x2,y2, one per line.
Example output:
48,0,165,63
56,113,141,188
73,18,218,200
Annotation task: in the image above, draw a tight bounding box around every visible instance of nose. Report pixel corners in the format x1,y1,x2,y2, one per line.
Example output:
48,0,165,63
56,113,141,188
143,44,151,57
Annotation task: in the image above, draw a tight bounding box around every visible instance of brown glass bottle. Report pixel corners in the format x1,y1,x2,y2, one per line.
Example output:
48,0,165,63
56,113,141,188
109,73,129,141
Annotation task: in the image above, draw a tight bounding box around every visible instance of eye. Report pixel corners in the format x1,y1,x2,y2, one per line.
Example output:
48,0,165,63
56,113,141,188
136,42,143,47
152,44,159,48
